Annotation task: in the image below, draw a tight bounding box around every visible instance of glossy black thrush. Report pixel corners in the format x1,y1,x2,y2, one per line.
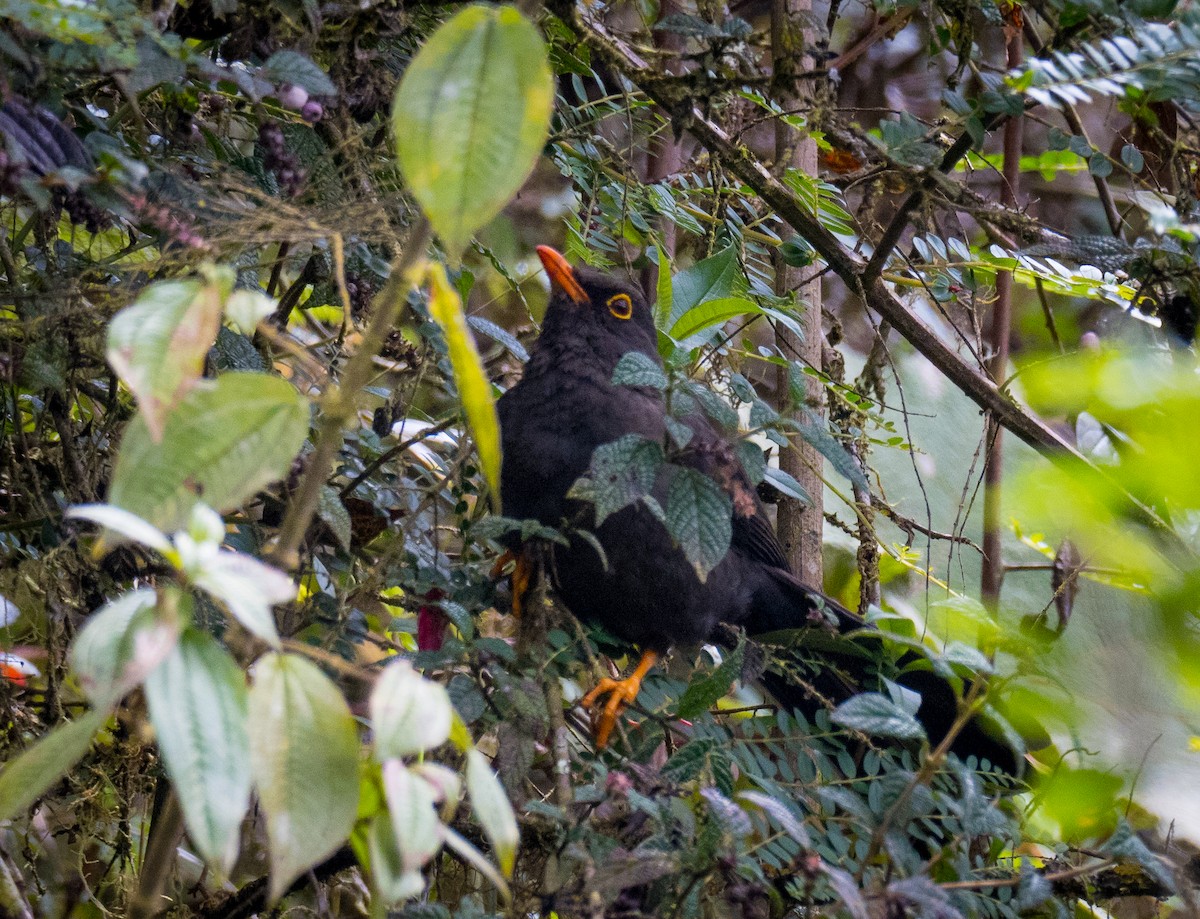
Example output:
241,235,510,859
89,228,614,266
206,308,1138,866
498,246,1021,769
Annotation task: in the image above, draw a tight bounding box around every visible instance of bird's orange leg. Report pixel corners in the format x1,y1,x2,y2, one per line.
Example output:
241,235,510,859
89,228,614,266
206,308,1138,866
490,549,531,619
510,551,531,620
581,650,660,748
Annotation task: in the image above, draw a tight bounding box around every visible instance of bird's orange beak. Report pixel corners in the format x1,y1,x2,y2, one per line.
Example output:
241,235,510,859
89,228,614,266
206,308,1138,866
536,245,588,305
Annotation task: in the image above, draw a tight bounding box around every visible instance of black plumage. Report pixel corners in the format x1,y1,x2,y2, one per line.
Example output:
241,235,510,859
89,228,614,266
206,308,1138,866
498,246,1021,769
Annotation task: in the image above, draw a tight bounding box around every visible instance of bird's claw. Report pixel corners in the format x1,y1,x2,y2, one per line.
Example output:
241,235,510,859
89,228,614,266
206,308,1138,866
581,675,642,748
579,650,659,749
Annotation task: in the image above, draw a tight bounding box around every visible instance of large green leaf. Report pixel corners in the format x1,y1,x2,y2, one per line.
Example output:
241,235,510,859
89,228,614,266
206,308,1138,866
667,246,743,328
665,467,732,582
0,708,110,822
248,652,361,902
669,296,763,347
108,372,310,532
426,263,501,500
145,630,251,875
106,268,230,440
392,4,553,258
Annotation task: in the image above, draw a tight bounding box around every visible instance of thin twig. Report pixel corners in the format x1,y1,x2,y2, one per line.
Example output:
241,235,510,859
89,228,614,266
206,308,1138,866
871,495,982,552
939,858,1116,891
1033,277,1064,353
339,416,457,499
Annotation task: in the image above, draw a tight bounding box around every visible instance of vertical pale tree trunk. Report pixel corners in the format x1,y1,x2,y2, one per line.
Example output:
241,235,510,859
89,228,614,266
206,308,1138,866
641,0,683,295
981,25,1025,609
771,0,825,588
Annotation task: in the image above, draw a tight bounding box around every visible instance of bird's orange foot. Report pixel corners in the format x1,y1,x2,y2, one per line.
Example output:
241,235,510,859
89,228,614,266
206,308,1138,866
580,650,659,748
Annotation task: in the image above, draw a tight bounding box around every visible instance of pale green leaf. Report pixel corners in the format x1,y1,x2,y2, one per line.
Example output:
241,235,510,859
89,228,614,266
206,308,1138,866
736,789,810,846
108,372,310,532
465,748,519,877
191,552,292,648
382,760,443,872
611,352,668,390
427,263,501,499
249,652,361,902
370,660,453,760
67,504,173,556
146,630,251,875
367,813,427,904
106,269,230,440
411,762,462,820
654,243,673,326
392,4,553,258
262,49,336,97
442,826,512,902
762,466,812,505
831,692,926,741
224,289,276,336
317,486,352,551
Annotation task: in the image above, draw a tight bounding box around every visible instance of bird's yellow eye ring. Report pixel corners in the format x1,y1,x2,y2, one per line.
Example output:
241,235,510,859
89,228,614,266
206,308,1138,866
607,293,633,320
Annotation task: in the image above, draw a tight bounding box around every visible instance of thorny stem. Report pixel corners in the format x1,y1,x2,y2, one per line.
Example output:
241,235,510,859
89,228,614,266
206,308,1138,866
270,218,431,571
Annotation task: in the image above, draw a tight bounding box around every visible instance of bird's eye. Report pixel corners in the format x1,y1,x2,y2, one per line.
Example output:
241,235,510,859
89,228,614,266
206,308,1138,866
607,293,633,320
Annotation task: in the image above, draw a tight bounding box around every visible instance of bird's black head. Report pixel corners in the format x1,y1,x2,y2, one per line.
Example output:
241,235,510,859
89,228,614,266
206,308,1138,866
536,246,658,356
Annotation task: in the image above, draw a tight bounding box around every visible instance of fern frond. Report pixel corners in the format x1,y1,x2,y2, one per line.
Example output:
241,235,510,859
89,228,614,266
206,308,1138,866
1009,16,1200,109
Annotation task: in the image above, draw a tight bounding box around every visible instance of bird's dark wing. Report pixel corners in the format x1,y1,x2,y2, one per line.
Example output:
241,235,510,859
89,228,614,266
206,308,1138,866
675,413,792,572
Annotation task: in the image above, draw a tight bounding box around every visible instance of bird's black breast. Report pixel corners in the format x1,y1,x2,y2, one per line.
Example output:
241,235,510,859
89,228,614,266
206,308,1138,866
498,329,663,526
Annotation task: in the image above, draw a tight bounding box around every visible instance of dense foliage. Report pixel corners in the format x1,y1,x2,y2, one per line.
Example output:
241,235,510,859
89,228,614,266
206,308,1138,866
2,0,1200,917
